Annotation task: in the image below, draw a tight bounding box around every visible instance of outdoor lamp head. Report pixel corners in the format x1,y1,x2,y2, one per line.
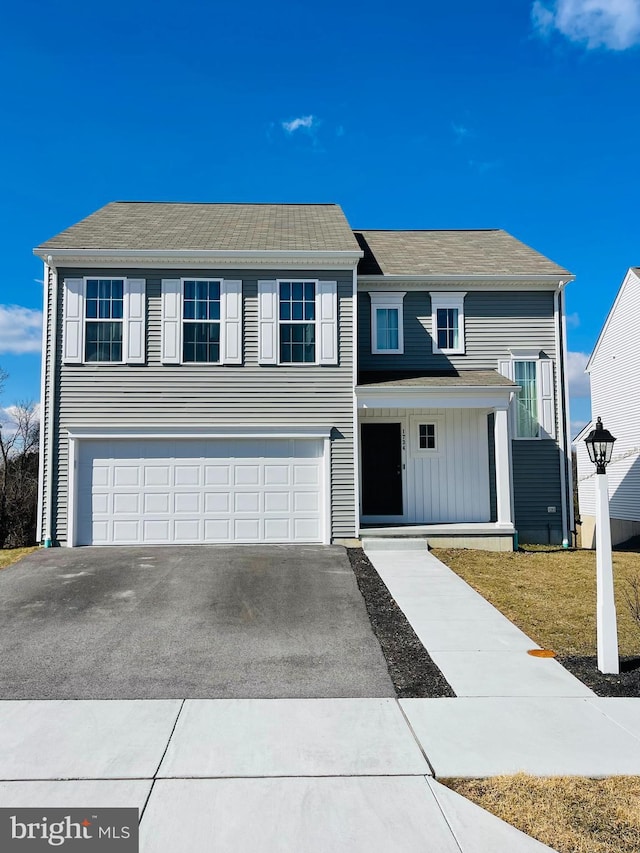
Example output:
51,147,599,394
585,416,616,474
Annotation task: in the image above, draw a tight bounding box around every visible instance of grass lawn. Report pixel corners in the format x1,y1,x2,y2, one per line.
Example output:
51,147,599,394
431,546,640,657
445,774,640,853
0,547,38,570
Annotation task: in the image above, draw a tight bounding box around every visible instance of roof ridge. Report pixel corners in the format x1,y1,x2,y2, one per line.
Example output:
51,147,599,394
354,228,502,233
109,201,341,207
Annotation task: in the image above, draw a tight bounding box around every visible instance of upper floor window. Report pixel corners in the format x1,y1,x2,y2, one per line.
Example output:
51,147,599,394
257,279,338,366
160,278,242,366
369,292,406,355
62,277,146,366
85,279,124,362
182,280,221,363
279,281,316,363
431,292,466,355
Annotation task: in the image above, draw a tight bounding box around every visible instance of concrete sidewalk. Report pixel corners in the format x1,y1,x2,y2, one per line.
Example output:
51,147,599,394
0,697,557,852
363,540,640,777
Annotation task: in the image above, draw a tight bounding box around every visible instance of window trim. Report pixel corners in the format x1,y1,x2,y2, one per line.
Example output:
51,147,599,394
410,414,444,457
369,291,406,355
276,278,319,366
180,277,223,365
430,292,467,355
83,276,126,365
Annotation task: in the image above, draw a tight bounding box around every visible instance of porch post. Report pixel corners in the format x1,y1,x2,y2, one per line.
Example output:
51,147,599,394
494,407,513,526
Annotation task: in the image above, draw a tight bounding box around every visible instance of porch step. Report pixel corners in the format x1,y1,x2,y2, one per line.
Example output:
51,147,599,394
360,537,428,551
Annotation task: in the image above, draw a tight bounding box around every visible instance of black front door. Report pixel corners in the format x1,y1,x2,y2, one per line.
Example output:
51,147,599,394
361,422,403,516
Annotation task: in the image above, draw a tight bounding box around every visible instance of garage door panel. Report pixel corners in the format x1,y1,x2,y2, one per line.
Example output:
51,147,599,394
77,438,324,545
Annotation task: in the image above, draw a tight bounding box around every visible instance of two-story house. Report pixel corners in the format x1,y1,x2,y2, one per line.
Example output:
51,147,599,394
576,267,640,547
34,202,574,551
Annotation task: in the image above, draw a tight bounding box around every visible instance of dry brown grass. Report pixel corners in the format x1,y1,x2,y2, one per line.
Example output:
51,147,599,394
0,546,38,570
431,547,640,657
445,774,640,853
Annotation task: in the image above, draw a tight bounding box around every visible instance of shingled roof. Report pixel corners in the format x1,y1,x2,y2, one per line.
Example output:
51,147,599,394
36,202,361,253
355,229,571,276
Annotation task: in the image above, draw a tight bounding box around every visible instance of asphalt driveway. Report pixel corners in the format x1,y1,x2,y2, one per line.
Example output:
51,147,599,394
0,546,394,700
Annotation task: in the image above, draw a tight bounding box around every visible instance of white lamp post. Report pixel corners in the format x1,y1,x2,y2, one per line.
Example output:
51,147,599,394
584,417,619,674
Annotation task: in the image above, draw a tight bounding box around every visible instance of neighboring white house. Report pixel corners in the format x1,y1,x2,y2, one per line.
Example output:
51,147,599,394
577,267,640,547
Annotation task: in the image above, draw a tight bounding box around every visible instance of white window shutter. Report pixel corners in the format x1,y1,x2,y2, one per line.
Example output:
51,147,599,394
538,359,556,439
258,280,278,365
62,278,85,364
124,278,146,364
497,359,514,381
161,279,182,364
221,280,242,365
317,281,338,365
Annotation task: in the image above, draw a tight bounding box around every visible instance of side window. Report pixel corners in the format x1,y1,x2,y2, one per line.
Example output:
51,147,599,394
369,292,406,354
85,279,124,362
431,292,466,355
182,280,221,363
514,361,539,438
418,423,437,450
279,281,316,364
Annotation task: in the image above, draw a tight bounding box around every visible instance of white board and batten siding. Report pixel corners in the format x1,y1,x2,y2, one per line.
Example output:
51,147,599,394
578,268,640,523
360,408,491,523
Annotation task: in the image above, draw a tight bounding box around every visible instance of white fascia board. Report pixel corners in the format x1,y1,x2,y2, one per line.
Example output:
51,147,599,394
34,248,363,270
359,274,574,285
356,385,518,410
64,425,333,440
586,267,639,373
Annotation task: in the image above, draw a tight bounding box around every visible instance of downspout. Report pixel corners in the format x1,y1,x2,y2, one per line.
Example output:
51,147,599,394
35,262,50,544
44,257,58,547
560,284,576,539
554,281,571,546
352,266,360,539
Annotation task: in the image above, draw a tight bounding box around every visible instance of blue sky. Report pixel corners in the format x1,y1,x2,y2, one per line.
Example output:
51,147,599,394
1,0,639,435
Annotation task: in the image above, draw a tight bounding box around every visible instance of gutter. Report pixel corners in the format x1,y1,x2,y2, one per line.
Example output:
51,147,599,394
35,262,50,543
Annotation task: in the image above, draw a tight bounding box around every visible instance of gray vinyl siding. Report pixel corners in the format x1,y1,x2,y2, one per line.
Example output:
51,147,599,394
360,286,566,544
512,442,563,544
49,268,355,543
358,289,557,371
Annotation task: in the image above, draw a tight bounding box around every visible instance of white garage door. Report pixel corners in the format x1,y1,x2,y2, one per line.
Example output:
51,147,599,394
75,438,324,545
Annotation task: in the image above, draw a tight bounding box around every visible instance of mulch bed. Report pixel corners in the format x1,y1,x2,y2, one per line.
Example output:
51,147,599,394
347,548,455,698
558,656,640,697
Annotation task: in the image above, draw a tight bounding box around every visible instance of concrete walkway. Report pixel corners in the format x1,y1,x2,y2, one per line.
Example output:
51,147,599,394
363,540,640,777
0,697,557,852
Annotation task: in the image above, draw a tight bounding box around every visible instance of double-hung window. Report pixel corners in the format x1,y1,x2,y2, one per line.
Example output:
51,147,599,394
62,277,146,365
85,278,124,362
279,281,316,363
182,280,221,363
369,292,406,354
514,361,539,438
499,350,556,440
431,292,466,355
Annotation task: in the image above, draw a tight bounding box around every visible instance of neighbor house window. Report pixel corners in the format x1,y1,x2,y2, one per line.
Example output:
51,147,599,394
85,279,124,362
369,292,406,354
431,292,466,355
514,360,539,438
279,281,316,363
182,280,221,363
418,423,436,450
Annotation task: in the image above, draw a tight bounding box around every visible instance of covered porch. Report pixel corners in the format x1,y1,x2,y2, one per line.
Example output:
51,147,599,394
356,371,519,552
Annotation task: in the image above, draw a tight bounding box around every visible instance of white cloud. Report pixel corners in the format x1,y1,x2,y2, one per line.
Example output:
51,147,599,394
452,123,470,142
282,115,315,133
0,305,42,355
532,0,640,50
566,350,591,397
566,311,581,328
